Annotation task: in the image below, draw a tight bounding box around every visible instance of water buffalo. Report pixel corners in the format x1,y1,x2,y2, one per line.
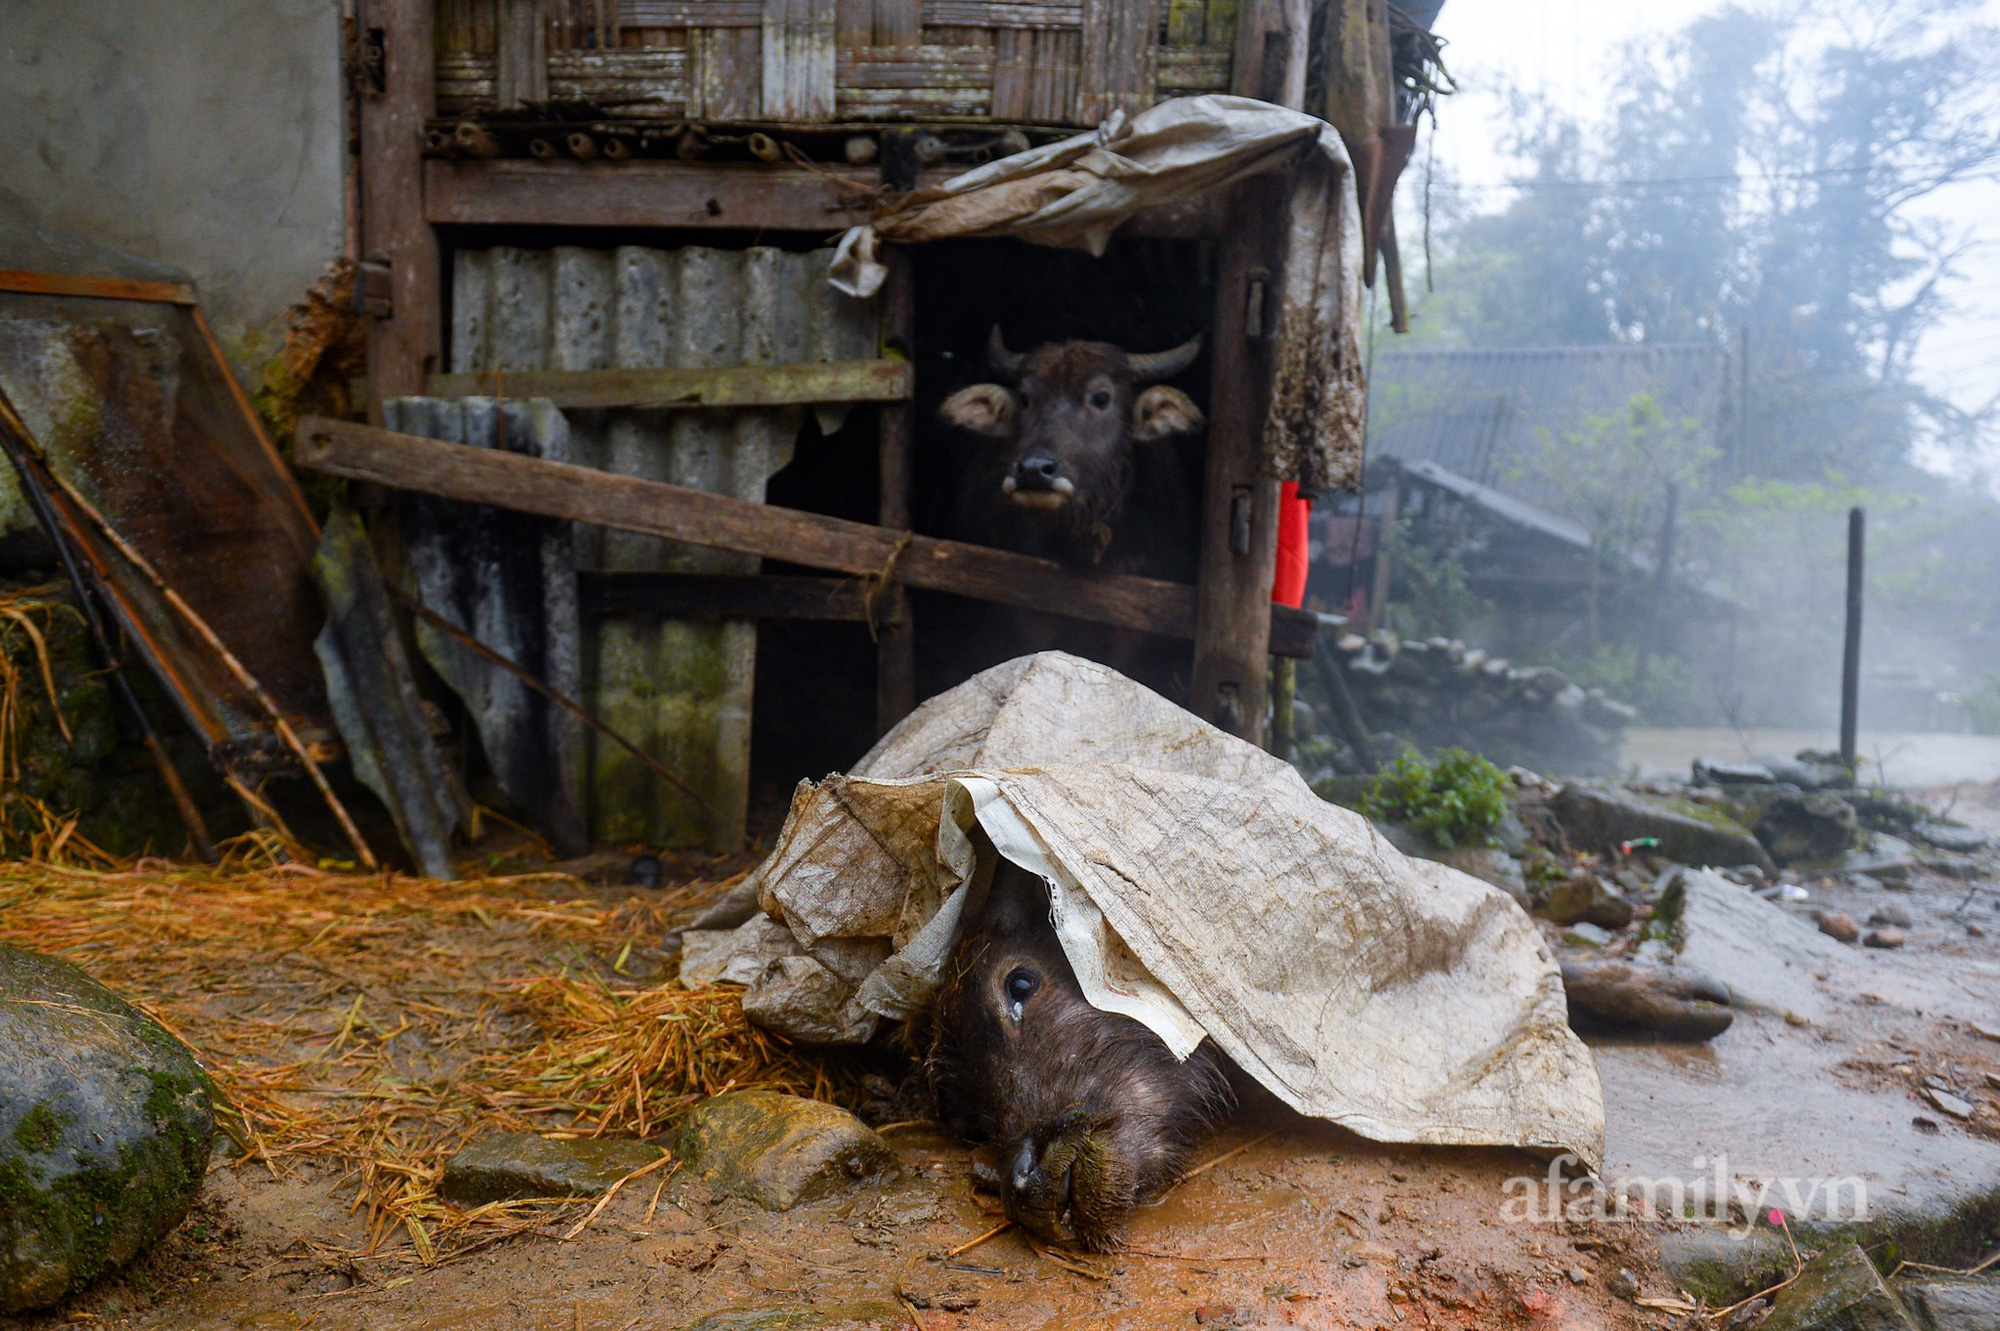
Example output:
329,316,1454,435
917,859,1234,1251
925,329,1207,697
938,327,1206,578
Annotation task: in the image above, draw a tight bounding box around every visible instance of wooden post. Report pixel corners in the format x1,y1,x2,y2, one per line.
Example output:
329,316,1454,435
357,0,441,413
1841,506,1864,770
1189,0,1307,743
875,249,917,734
1190,170,1288,742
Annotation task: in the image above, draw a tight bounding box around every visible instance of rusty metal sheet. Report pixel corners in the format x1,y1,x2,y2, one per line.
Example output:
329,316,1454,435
0,293,330,778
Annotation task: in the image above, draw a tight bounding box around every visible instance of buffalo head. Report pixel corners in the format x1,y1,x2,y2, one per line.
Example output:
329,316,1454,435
937,329,1205,565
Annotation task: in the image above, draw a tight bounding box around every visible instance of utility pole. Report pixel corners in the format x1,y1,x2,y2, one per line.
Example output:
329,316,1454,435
1840,506,1865,771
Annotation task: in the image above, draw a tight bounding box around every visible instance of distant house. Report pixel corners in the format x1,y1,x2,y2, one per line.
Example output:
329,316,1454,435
1308,344,1734,655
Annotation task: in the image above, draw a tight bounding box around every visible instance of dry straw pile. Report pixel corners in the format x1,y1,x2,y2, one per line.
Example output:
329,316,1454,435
0,835,838,1267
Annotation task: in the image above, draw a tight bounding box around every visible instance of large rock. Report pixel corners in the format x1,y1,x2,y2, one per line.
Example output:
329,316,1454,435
1560,961,1732,1040
1758,753,1854,791
1540,873,1634,929
1693,757,1777,786
1553,783,1775,873
675,1091,897,1211
1756,791,1860,865
0,944,213,1314
1658,869,1851,1022
440,1132,666,1206
1898,1278,2000,1330
1910,822,1989,854
1760,1243,1917,1331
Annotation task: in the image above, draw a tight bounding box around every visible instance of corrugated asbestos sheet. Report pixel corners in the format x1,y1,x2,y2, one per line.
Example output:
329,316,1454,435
386,397,588,858
314,500,468,879
450,245,877,850
1368,344,1729,502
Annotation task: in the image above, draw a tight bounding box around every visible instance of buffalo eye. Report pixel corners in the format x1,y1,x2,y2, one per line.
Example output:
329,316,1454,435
1003,967,1040,1019
1089,389,1113,410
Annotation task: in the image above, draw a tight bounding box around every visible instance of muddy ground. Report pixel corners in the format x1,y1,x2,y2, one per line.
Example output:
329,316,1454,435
0,856,1681,1331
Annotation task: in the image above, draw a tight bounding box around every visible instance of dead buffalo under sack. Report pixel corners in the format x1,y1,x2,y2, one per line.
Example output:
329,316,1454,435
683,652,1604,1249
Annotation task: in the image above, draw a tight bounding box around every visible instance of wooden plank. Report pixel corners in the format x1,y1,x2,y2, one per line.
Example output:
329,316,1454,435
762,0,836,119
497,0,550,105
548,48,687,113
691,25,762,117
991,27,1034,119
1156,45,1231,90
1077,0,1156,121
1230,0,1304,105
1032,28,1079,122
836,0,873,49
839,45,995,88
924,0,1081,27
0,270,197,306
622,0,762,23
874,0,921,47
424,359,911,408
1268,604,1316,659
579,571,870,619
359,0,441,409
875,250,916,734
296,416,1201,638
1164,0,1205,47
425,159,878,230
1189,169,1290,742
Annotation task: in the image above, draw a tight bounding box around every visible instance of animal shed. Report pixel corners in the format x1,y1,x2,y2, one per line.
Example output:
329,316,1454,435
339,0,1406,848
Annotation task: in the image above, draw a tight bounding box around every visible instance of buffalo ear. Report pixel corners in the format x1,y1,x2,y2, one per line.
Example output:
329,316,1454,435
939,384,1016,438
1131,386,1204,442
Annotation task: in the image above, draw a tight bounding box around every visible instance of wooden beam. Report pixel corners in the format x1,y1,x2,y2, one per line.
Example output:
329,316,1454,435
1190,169,1290,742
874,248,917,734
425,158,881,231
297,415,1199,638
579,571,871,620
1267,604,1316,660
1187,0,1310,743
421,359,911,409
358,0,441,409
0,270,197,306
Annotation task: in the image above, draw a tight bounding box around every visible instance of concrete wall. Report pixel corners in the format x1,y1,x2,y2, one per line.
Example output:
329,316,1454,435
0,0,349,362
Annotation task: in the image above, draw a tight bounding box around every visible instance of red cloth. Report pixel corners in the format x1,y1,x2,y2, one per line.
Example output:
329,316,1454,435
1272,481,1312,608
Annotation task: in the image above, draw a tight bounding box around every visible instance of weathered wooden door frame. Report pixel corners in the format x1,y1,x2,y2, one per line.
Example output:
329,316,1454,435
352,0,1309,744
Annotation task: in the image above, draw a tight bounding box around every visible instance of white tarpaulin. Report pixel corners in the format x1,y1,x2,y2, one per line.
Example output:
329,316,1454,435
713,653,1604,1167
827,95,1366,492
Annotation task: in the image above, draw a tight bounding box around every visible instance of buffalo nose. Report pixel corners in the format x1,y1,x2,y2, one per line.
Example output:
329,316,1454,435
1013,455,1061,488
1005,1137,1042,1197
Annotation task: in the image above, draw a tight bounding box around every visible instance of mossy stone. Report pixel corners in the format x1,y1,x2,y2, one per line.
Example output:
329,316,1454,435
439,1132,666,1206
0,943,214,1314
675,1090,897,1211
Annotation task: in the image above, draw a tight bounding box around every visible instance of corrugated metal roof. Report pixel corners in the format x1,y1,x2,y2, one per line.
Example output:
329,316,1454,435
450,244,877,850
1397,459,1593,549
1367,344,1730,500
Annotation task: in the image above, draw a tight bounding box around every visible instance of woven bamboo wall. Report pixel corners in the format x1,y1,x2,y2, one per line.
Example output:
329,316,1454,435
436,0,1236,124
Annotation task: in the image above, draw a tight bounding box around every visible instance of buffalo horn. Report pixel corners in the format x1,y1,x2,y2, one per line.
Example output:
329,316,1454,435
1127,332,1204,383
986,325,1025,381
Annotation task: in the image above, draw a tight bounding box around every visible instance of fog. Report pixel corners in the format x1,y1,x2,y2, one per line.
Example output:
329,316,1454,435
1295,0,2000,783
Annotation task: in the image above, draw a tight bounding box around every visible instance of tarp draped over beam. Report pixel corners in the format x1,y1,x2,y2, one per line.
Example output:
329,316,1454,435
696,652,1606,1168
830,95,1367,493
